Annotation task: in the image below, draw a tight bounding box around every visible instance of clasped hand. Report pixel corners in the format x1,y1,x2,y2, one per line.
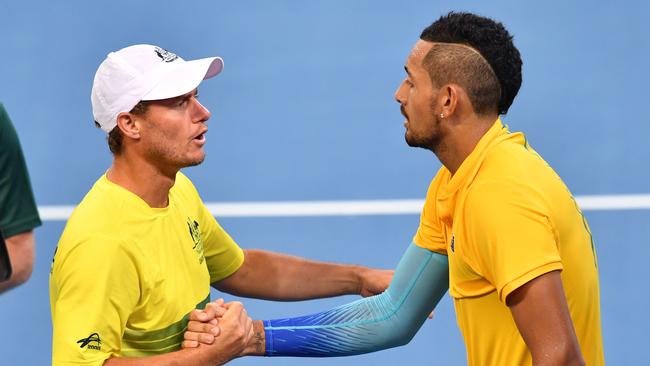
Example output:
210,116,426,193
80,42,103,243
182,299,256,361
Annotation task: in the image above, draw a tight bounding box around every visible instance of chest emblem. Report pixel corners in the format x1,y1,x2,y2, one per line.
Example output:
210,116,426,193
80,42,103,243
187,218,205,264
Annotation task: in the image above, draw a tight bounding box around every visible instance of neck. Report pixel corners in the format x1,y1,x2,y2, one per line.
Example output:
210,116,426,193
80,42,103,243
434,114,497,175
107,151,178,208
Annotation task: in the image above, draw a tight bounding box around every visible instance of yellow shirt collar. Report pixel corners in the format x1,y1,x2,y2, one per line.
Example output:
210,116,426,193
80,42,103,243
436,118,520,225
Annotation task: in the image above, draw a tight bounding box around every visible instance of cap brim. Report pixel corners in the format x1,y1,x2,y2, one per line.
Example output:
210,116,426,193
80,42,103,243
141,57,223,101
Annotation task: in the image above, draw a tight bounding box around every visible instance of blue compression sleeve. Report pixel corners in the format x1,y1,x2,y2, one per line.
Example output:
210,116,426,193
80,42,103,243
263,243,449,357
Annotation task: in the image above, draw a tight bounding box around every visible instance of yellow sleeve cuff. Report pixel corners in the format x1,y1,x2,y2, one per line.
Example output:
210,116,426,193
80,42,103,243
209,246,245,283
499,261,563,303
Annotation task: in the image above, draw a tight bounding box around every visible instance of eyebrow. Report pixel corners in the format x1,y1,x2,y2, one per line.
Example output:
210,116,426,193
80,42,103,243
155,89,198,105
174,89,198,102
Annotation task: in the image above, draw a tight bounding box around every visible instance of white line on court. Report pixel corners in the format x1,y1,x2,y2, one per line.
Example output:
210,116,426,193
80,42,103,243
37,194,650,221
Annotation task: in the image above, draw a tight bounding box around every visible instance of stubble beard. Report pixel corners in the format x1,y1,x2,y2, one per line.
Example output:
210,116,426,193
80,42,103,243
184,155,205,168
147,141,205,173
402,102,441,152
405,131,439,151
404,118,440,153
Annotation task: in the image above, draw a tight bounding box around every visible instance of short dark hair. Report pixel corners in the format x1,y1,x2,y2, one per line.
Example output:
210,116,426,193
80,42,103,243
420,12,522,115
95,101,150,155
422,43,501,116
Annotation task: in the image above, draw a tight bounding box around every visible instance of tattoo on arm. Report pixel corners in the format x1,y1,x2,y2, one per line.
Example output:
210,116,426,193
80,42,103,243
254,331,264,353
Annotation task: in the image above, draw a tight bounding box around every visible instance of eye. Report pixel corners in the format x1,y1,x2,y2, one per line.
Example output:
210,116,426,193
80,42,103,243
178,97,190,106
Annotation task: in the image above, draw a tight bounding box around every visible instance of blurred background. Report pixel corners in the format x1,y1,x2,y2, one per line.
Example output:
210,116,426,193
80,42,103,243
1,0,648,364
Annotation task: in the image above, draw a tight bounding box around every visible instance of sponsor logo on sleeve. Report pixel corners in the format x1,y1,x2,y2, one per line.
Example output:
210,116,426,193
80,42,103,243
77,333,101,351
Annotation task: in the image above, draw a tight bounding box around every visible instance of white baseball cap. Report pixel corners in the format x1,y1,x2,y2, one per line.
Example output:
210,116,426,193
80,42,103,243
91,44,224,132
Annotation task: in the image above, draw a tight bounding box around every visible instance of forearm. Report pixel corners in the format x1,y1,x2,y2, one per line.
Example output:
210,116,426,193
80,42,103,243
102,347,228,366
0,231,34,293
217,249,363,300
261,243,449,357
242,320,266,356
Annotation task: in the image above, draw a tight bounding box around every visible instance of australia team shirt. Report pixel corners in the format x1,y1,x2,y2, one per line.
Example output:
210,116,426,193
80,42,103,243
414,119,604,365
50,172,244,365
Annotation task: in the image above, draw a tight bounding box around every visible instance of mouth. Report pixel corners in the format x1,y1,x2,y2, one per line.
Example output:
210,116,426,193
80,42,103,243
400,106,409,127
193,129,207,145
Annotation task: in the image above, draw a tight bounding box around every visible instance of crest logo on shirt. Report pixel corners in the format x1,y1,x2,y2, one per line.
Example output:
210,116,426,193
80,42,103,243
450,234,455,253
187,218,205,264
77,333,101,351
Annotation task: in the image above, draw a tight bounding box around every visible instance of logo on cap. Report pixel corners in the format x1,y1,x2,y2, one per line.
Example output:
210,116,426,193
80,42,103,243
154,47,178,63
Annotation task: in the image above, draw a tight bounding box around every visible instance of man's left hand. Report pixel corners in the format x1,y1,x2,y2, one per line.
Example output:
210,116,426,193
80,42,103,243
357,268,394,297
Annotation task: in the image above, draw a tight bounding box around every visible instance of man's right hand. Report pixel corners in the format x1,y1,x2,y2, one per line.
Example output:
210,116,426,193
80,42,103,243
185,301,266,358
182,299,226,348
187,301,254,364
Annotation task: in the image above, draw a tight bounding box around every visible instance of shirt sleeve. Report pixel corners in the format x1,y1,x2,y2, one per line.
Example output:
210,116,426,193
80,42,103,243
197,203,244,284
462,181,563,303
174,172,244,284
0,103,41,238
51,236,141,365
413,170,448,255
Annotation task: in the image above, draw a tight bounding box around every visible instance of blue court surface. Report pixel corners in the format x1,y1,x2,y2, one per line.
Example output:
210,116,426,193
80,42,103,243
1,1,649,364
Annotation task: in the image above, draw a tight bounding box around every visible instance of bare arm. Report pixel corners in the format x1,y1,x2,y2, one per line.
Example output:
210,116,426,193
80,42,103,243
102,348,218,366
507,270,585,366
213,249,392,300
0,230,34,293
189,244,447,357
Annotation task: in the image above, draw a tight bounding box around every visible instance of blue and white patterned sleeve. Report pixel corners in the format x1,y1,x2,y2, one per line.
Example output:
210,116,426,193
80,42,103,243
263,242,449,357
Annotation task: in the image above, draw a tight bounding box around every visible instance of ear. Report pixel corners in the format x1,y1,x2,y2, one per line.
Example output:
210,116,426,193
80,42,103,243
116,112,142,140
439,84,459,119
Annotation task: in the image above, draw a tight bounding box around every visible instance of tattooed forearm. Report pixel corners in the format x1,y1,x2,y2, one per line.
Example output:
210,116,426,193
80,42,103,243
254,331,264,353
245,320,266,356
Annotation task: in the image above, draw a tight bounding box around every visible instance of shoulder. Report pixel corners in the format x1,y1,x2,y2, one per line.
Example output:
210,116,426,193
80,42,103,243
470,132,560,202
171,171,205,208
424,166,449,201
0,103,20,150
53,232,138,277
172,171,201,197
0,102,9,124
62,177,129,241
481,132,555,180
175,171,196,189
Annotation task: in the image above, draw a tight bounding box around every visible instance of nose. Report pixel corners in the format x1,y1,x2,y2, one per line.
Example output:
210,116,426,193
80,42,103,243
192,98,211,123
394,80,407,105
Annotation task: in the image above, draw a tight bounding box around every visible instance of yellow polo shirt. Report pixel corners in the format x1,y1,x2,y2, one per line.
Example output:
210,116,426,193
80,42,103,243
50,172,244,365
414,119,604,365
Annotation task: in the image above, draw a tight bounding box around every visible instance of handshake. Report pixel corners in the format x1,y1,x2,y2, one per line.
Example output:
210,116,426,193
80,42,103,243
181,299,265,364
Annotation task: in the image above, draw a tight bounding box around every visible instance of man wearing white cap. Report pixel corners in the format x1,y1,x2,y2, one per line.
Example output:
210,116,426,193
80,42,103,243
49,44,392,365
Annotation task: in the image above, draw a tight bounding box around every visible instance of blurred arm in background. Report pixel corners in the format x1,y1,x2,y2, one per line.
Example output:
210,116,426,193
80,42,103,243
0,102,42,293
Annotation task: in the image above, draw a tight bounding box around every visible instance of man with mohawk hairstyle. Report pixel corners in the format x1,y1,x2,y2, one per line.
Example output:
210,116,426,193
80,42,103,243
187,12,604,366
